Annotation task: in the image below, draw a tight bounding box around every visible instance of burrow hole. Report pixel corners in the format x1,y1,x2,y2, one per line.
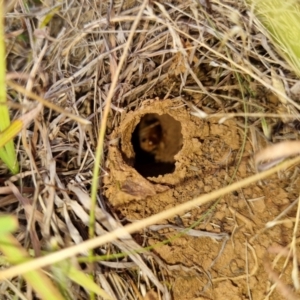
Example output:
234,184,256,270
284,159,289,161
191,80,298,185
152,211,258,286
131,113,183,178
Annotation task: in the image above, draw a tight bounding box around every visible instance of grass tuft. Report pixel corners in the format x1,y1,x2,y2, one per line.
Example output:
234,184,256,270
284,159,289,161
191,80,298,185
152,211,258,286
248,0,300,77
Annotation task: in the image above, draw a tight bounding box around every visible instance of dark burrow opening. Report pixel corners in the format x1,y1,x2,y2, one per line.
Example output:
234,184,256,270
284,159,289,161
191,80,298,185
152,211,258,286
131,113,183,178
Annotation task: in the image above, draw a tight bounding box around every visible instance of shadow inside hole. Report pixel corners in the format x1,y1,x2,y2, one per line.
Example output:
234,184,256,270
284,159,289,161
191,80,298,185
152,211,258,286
131,113,177,178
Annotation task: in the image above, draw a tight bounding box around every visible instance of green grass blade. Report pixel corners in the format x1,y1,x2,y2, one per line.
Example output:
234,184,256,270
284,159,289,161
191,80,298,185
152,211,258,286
248,0,300,77
0,216,18,234
0,1,19,174
67,265,113,300
0,120,23,149
0,234,64,300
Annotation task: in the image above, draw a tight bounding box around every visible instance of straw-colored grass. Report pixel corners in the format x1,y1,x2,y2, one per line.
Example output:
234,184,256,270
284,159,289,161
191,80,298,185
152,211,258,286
1,0,300,299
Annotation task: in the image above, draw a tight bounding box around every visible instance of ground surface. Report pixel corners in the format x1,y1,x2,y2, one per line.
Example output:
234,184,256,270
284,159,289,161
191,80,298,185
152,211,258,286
3,0,300,299
105,98,300,300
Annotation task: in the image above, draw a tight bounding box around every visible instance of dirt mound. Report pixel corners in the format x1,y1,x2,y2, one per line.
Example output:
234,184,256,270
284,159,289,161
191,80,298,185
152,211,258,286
104,98,299,299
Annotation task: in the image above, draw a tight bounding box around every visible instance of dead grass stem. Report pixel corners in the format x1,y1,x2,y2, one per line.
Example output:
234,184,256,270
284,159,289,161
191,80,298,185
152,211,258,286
1,0,300,298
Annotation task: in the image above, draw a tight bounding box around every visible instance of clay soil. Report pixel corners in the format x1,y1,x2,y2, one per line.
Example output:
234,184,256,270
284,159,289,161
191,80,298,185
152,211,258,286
3,0,300,299
105,99,300,300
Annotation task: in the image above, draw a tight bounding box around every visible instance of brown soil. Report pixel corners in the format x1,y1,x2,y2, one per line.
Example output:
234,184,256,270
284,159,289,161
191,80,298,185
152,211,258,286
4,0,300,299
104,98,300,300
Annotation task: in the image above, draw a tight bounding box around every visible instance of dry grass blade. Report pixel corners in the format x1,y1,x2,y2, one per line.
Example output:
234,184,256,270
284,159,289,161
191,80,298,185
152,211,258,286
90,0,150,240
1,156,300,280
148,224,228,240
254,141,300,171
264,260,298,300
2,0,300,298
68,183,170,298
7,81,90,126
291,195,300,289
